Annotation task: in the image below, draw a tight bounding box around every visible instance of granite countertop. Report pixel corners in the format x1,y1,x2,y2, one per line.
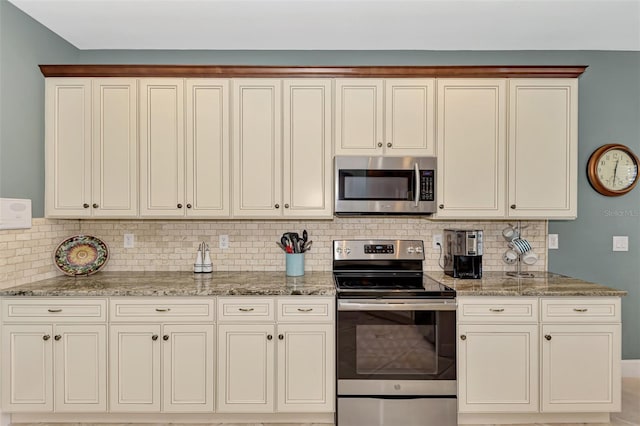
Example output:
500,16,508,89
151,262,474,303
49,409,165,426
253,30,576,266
427,271,628,297
0,271,336,297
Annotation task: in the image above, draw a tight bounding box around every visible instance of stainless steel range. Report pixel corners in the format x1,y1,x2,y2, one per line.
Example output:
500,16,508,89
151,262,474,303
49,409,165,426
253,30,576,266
334,239,457,426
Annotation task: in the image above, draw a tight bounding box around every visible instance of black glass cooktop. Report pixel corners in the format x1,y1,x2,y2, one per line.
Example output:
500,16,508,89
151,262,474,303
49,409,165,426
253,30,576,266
334,272,455,298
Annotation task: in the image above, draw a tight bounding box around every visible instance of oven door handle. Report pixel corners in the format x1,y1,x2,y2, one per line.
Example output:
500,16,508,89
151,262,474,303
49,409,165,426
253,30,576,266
414,162,420,207
338,299,457,311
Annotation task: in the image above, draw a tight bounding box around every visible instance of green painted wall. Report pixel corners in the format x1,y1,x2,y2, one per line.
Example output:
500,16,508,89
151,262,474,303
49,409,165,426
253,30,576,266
0,1,78,215
1,1,639,359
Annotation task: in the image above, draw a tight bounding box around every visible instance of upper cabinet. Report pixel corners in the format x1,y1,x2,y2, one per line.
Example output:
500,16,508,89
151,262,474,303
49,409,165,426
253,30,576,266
335,79,435,156
45,78,137,218
233,79,332,218
435,78,578,220
139,79,230,218
508,79,578,219
436,79,507,219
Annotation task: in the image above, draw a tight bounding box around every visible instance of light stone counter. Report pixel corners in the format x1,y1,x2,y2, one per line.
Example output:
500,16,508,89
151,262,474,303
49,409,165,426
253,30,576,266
427,271,628,297
0,271,336,297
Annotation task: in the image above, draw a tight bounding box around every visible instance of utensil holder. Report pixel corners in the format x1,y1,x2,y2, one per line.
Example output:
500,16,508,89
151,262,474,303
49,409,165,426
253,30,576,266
286,253,305,276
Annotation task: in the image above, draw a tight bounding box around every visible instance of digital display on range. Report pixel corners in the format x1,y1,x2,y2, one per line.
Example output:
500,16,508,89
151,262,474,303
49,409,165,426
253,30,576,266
364,244,394,254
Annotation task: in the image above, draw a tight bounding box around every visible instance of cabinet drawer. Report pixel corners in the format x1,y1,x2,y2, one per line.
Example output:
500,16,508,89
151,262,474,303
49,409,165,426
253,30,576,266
541,298,621,323
217,297,274,322
458,297,538,323
110,298,215,322
1,298,107,323
277,297,334,322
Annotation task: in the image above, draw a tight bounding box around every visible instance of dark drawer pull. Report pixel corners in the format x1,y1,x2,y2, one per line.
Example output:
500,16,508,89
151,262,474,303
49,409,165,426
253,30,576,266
47,308,62,313
155,308,171,312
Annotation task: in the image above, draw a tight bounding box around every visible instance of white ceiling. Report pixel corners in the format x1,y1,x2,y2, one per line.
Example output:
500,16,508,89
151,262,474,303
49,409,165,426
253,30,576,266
8,0,640,51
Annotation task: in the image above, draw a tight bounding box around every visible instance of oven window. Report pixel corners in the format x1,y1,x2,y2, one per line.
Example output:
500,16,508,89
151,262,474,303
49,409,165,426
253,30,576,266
338,310,456,381
339,170,415,201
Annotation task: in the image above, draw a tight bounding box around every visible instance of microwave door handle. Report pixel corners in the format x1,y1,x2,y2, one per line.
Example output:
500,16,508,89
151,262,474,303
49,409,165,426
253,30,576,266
414,163,420,207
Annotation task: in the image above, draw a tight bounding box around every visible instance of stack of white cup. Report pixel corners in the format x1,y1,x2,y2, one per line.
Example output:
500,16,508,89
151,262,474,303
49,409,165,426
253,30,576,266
502,226,538,265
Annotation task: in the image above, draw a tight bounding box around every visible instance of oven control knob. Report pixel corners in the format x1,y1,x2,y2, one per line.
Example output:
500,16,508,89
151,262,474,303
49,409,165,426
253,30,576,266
415,246,423,254
336,247,342,254
394,384,401,390
345,248,351,255
407,246,415,254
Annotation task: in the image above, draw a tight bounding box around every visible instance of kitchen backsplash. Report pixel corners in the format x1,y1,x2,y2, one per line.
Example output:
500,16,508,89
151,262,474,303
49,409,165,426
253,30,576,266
0,218,547,289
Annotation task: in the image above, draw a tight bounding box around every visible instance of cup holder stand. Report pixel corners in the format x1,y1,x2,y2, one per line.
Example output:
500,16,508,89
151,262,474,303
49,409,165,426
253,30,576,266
505,221,535,278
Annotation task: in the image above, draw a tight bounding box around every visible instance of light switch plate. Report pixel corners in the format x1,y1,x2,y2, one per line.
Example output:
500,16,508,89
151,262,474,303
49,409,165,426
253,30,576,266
613,236,629,252
124,233,135,248
548,234,559,249
0,198,32,230
219,234,229,250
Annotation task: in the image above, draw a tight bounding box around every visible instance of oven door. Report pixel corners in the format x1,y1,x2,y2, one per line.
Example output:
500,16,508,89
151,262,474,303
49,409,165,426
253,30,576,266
334,156,436,215
337,298,456,396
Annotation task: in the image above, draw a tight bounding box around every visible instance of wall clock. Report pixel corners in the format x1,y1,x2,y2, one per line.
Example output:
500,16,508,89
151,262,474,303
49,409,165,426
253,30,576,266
587,143,639,196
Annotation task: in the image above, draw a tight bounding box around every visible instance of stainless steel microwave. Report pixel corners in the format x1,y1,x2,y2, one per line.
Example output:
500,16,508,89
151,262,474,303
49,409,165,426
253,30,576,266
334,156,437,215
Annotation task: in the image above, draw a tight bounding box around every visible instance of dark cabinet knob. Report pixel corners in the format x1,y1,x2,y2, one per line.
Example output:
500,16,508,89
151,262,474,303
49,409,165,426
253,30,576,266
439,204,444,209
83,203,90,208
387,142,392,148
511,204,516,209
460,335,466,340
278,334,284,340
152,334,159,341
377,142,383,147
163,335,169,341
43,334,51,341
274,204,280,209
92,203,99,208
267,334,273,341
284,204,289,209
177,203,183,209
545,335,552,341
54,335,61,341
186,204,192,209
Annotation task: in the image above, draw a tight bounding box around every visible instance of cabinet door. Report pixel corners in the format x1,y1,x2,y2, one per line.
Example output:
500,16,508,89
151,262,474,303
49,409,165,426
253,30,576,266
91,79,138,217
232,79,282,217
1,324,53,412
185,79,230,217
54,324,107,412
217,324,275,412
334,79,384,155
276,324,334,413
541,323,621,413
436,79,507,218
458,323,538,413
45,79,92,218
384,79,435,156
109,324,161,412
139,79,185,217
282,79,333,218
162,324,215,413
508,79,578,219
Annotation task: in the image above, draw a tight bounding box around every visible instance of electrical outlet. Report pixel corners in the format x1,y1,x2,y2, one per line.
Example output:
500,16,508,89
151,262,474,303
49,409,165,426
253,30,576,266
613,236,629,252
124,233,135,249
548,234,559,249
219,234,229,250
433,234,443,249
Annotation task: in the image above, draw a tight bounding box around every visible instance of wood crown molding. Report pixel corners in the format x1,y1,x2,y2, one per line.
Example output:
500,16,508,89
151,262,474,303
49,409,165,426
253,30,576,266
39,65,588,78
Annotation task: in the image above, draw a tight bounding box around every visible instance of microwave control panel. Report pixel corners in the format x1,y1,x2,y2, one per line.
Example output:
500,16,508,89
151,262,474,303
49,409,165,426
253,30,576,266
420,170,435,201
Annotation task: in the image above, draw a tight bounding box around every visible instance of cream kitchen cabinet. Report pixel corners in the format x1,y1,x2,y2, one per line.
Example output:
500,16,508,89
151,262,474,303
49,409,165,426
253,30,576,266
436,78,578,220
232,79,332,218
108,298,215,413
139,79,230,218
508,79,578,219
458,296,622,424
0,298,108,413
335,79,435,156
457,297,539,413
436,79,507,218
45,78,137,218
216,297,334,413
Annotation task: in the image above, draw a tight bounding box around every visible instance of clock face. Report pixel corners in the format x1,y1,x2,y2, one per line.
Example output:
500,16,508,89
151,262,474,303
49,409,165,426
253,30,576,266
596,149,639,191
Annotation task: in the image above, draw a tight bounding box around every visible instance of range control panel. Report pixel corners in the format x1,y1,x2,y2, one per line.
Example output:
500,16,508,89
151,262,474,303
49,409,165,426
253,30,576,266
333,239,424,261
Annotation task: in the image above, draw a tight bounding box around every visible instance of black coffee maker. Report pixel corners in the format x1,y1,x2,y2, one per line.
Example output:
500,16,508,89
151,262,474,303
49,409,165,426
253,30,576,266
443,229,483,279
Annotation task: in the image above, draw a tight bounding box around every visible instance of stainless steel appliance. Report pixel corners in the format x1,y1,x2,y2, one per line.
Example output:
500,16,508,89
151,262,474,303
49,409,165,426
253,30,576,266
443,229,483,279
334,156,436,215
334,239,457,426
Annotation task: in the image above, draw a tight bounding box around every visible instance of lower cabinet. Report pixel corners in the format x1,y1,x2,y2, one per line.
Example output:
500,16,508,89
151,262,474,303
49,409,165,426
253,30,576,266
457,296,622,420
216,297,335,413
0,298,108,413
